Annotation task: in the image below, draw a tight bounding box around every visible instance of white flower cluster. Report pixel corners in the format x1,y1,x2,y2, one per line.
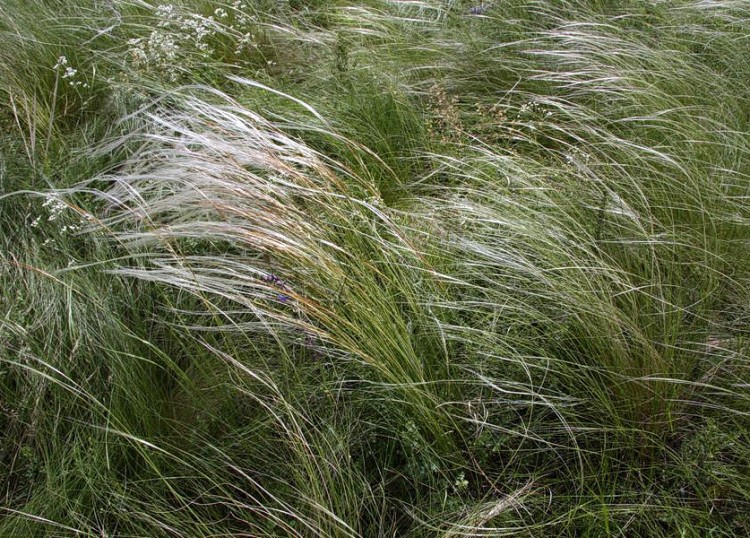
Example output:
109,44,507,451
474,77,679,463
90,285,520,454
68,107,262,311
564,147,592,167
126,3,259,80
232,1,249,14
127,4,217,80
517,100,553,119
28,194,92,247
41,194,68,222
230,0,258,57
221,2,260,57
53,56,89,88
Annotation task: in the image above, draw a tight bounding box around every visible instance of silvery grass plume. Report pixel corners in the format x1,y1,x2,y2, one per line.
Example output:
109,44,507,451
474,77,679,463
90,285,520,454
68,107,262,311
80,81,358,328
63,79,573,532
64,11,750,522
63,81,433,536
3,0,750,535
73,80,476,439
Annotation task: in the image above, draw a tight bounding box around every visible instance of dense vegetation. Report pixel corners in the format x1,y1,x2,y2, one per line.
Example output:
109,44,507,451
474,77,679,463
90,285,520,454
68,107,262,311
2,0,750,536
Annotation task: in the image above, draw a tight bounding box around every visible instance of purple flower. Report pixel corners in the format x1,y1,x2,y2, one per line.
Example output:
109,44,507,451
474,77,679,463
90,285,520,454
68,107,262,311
263,273,285,287
263,273,292,303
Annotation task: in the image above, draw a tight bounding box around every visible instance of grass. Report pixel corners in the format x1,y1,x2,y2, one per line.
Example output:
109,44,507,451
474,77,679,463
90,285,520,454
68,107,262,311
1,0,750,536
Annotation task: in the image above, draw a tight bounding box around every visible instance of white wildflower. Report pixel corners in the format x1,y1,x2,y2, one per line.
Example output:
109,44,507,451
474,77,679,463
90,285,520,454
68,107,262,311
42,194,67,222
236,32,256,53
147,30,179,63
155,4,174,17
155,4,177,26
60,224,81,233
454,472,469,491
